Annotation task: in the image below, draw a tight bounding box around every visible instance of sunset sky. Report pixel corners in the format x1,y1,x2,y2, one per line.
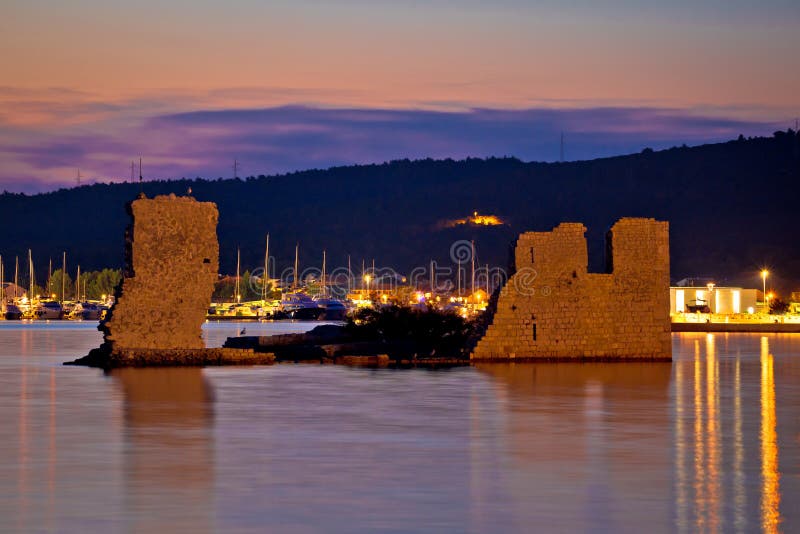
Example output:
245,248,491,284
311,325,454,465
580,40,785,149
1,0,798,191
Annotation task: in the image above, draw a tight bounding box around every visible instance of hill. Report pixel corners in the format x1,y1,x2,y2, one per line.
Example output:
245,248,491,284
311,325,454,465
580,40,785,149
1,131,798,293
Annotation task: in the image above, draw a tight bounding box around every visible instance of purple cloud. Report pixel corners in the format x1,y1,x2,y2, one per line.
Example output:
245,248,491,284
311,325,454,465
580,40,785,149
0,102,784,193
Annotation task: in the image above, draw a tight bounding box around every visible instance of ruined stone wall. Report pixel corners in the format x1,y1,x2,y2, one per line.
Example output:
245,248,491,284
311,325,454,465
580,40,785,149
472,218,671,360
100,194,219,351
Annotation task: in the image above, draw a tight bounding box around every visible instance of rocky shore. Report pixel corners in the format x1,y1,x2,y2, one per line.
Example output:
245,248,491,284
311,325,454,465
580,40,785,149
223,324,470,368
65,345,275,369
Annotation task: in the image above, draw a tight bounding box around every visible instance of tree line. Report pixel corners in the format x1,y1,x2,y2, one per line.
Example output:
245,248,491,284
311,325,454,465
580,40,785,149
35,268,122,301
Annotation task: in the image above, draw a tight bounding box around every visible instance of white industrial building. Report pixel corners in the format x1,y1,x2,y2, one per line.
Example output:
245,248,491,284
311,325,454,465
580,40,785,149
670,286,759,315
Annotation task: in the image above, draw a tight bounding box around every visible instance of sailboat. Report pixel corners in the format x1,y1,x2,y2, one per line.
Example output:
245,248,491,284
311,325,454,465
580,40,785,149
1,255,22,319
279,243,317,316
312,249,347,320
256,233,283,319
228,247,257,317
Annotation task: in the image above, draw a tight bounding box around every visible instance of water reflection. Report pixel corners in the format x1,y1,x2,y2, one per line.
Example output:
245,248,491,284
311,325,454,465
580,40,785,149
674,334,783,534
2,325,800,532
733,349,745,532
111,368,214,532
760,337,781,533
475,362,673,531
17,361,29,532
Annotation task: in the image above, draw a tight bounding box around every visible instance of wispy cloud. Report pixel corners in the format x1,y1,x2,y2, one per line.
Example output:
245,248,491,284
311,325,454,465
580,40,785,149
0,94,784,193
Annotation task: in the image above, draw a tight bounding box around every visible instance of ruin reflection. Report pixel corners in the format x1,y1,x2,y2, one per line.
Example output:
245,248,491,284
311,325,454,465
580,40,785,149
112,367,214,532
474,362,672,529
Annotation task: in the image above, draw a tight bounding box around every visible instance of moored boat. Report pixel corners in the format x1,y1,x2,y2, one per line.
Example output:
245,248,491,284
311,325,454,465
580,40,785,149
3,303,23,320
35,301,64,319
314,297,348,321
71,302,103,320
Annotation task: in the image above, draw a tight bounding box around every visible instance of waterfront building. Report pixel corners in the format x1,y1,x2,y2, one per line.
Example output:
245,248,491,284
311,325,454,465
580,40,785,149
670,286,758,315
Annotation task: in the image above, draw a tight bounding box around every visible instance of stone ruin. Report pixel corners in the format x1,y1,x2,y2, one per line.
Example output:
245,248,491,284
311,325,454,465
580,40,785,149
101,194,218,350
472,218,671,360
69,193,271,368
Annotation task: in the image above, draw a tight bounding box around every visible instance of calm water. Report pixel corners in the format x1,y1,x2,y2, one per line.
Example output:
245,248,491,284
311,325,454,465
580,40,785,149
1,322,799,533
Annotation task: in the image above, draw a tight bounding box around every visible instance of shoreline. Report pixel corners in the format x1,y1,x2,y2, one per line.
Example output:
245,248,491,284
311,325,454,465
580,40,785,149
671,322,800,333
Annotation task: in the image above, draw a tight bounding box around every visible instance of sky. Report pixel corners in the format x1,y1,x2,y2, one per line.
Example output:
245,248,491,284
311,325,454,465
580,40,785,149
0,0,798,192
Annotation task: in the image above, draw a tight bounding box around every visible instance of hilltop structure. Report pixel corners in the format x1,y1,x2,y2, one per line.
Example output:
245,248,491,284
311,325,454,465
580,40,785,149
472,218,671,360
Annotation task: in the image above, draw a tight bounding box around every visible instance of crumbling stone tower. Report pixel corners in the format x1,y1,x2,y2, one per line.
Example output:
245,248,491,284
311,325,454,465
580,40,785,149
100,194,219,351
472,218,671,360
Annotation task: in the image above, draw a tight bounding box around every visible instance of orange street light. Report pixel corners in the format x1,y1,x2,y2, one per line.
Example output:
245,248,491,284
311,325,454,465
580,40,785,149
761,269,769,304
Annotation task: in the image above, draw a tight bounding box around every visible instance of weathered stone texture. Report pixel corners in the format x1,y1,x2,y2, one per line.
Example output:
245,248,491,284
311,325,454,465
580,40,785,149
472,218,671,360
100,194,219,350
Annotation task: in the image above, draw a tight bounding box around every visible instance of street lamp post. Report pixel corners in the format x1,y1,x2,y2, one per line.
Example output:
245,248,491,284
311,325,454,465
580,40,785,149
761,269,769,306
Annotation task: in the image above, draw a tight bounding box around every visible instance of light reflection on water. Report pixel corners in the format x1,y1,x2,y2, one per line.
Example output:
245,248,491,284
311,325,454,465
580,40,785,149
0,323,799,532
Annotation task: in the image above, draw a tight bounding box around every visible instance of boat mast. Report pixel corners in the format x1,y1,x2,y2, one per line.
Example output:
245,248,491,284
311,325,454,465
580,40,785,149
14,256,19,300
471,240,475,295
347,255,352,295
235,248,241,303
28,249,35,304
321,250,326,297
268,234,270,302
61,252,66,304
48,258,52,298
430,259,434,294
457,255,461,297
293,243,299,291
